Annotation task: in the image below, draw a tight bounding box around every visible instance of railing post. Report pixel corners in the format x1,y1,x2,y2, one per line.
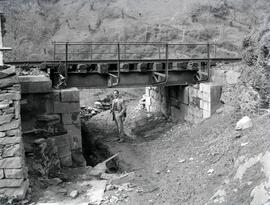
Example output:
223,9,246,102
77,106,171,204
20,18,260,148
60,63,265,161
90,42,92,60
0,14,3,66
158,45,161,59
117,42,121,82
165,43,169,78
207,42,210,80
65,42,69,79
53,41,56,60
214,43,217,58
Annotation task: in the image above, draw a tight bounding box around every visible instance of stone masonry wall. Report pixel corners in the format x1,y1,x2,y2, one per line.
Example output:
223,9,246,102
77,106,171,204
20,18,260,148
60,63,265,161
0,65,28,200
145,83,222,123
185,83,222,123
52,88,86,167
20,77,86,168
144,86,168,116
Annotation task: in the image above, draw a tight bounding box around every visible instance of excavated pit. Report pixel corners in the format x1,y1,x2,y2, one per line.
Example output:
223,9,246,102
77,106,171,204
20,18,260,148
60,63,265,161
81,121,122,173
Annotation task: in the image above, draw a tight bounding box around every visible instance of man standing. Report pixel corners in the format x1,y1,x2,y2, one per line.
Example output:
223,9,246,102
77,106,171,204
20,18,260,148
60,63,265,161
111,90,126,142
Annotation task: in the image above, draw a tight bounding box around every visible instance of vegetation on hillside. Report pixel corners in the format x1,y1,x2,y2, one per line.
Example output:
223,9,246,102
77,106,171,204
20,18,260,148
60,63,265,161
1,0,270,61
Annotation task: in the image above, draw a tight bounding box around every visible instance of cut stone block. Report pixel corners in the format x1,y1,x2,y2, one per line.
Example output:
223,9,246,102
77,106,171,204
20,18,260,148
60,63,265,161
19,75,52,94
0,157,23,169
71,149,86,167
0,137,21,145
0,169,4,179
2,144,21,157
54,134,72,167
202,92,211,102
0,114,14,125
61,112,80,125
37,114,60,122
6,129,21,137
181,86,189,105
0,66,16,79
0,75,18,88
14,101,20,119
0,179,24,188
199,83,211,93
0,132,5,138
4,169,24,179
0,157,22,169
8,84,21,91
0,103,9,109
3,107,15,115
61,88,79,102
203,109,211,118
0,120,20,132
200,100,211,111
0,179,29,200
64,124,82,150
53,102,80,113
0,92,21,101
51,89,61,101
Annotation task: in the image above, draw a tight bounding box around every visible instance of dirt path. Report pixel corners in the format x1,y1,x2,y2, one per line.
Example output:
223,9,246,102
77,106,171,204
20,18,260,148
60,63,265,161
84,97,230,205
27,91,270,205
91,103,259,205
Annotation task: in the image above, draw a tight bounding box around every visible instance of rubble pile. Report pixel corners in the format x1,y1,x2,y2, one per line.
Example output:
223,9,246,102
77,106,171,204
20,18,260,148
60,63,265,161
25,137,61,179
81,95,112,120
16,66,47,77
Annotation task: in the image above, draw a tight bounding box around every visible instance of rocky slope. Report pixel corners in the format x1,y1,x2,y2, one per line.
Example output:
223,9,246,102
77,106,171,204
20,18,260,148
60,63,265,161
1,0,270,61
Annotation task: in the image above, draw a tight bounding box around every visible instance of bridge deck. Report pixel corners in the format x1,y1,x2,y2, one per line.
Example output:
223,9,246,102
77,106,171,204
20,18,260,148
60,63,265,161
5,41,242,88
5,57,242,88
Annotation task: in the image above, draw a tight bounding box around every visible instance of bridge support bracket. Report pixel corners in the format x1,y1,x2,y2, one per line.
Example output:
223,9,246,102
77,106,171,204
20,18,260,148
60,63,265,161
108,73,119,87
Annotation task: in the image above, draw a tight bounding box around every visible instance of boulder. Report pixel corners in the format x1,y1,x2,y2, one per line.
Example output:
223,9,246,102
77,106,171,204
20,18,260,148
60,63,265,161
69,190,79,198
226,70,240,85
235,116,253,130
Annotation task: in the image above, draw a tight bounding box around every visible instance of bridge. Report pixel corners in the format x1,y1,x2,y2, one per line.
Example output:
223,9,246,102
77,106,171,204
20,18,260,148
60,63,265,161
5,42,242,88
0,11,242,88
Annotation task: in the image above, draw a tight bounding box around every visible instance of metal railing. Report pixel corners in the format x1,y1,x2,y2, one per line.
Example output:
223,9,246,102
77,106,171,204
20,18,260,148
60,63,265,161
52,41,216,86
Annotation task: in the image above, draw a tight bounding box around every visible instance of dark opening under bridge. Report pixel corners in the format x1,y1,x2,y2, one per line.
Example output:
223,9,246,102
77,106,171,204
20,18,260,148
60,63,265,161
5,42,242,88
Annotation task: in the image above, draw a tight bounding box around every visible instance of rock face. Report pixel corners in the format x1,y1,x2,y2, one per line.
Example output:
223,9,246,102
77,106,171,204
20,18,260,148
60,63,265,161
0,65,28,200
235,116,253,130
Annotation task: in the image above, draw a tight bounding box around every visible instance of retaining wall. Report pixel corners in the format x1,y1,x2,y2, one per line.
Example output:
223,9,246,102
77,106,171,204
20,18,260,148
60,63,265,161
0,65,28,199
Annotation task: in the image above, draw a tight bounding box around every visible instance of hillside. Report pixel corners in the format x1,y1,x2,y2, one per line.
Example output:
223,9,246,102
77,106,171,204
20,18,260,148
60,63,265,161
1,0,270,61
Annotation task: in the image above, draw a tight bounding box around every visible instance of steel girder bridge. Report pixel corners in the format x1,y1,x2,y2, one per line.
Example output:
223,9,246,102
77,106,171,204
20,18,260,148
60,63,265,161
5,42,242,88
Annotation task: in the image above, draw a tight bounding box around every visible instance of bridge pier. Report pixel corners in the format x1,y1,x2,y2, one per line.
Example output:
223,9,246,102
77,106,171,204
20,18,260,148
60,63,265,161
144,83,222,123
19,76,86,168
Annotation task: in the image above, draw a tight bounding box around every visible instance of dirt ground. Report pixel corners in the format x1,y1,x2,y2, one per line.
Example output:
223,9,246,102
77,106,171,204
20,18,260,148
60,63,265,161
26,88,270,205
92,100,270,205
